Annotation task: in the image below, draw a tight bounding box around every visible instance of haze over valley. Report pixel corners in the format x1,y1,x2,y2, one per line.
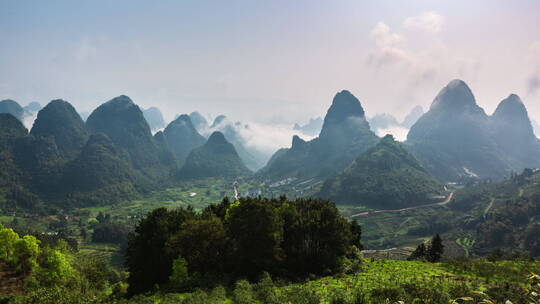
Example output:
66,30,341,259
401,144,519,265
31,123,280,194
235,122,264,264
2,1,540,303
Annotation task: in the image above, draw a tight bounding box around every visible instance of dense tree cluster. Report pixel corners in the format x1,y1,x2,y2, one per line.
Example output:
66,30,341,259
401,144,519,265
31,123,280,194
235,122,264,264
125,196,362,295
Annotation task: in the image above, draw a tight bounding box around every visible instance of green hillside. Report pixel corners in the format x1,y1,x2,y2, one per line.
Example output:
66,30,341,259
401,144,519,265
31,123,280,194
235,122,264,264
320,135,444,209
178,131,251,179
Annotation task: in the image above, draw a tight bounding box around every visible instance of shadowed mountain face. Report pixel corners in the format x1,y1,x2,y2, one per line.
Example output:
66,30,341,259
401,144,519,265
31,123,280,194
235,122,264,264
406,80,540,181
0,112,63,198
260,90,379,180
143,107,166,131
86,95,174,179
491,94,540,169
62,133,138,205
0,113,27,139
319,135,443,209
30,99,89,159
0,100,24,120
178,131,251,179
406,80,503,180
163,114,206,166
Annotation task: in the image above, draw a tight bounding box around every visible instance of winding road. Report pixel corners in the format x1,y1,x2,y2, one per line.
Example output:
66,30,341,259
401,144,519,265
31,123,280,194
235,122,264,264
350,191,455,218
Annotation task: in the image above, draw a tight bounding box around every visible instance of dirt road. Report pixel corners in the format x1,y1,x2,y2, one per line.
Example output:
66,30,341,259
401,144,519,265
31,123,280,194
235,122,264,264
350,191,455,218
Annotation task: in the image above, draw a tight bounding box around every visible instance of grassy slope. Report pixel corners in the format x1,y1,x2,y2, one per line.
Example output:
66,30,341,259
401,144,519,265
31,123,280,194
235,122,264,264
134,258,540,303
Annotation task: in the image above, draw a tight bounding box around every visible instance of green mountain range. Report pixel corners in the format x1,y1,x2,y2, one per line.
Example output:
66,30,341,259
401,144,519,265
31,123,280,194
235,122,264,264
86,95,175,182
405,79,540,182
62,133,138,206
319,135,444,209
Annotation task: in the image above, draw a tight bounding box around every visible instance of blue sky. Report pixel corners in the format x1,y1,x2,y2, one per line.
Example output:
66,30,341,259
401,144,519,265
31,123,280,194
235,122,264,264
1,0,540,127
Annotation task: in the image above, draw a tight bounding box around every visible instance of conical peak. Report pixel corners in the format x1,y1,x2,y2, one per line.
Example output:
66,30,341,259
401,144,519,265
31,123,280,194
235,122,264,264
430,79,477,112
41,99,78,114
88,95,142,122
328,90,365,117
207,131,227,144
175,114,191,123
321,90,366,131
493,94,527,119
0,99,20,106
49,99,69,105
166,114,197,131
104,95,136,109
32,98,84,132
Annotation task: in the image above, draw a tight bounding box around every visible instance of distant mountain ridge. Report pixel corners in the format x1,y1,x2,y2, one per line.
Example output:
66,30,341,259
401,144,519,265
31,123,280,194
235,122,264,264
142,107,166,132
163,114,206,166
368,106,424,137
406,79,540,181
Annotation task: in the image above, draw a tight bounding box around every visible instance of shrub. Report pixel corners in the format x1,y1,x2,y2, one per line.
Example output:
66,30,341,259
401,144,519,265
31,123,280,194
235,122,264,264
233,280,256,304
14,235,41,275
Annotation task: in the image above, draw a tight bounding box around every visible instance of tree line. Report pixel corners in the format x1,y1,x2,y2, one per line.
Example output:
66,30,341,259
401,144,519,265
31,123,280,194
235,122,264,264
125,196,363,295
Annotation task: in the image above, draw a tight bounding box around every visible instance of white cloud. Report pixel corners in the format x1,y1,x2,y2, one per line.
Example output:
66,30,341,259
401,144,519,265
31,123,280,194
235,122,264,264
370,22,404,49
403,11,445,33
22,112,37,130
365,13,481,105
204,115,315,160
374,125,409,142
367,22,410,67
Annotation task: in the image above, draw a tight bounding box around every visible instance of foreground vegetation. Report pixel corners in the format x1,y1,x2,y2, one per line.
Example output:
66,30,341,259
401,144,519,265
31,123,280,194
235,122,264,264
1,195,540,303
4,250,540,303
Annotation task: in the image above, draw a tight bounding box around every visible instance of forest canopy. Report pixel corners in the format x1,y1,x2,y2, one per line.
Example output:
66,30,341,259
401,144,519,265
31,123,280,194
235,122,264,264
125,196,362,295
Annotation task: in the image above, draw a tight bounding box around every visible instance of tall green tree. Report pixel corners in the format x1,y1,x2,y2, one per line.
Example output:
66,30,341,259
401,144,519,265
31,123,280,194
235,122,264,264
125,207,195,295
427,234,444,262
227,197,284,278
281,198,352,276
